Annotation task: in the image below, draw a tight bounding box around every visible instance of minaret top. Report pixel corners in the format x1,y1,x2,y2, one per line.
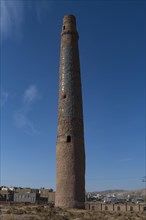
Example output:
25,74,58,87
61,14,78,36
63,14,76,25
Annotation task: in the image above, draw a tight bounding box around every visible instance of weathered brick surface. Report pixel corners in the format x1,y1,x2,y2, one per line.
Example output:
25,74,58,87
55,15,85,209
86,202,146,212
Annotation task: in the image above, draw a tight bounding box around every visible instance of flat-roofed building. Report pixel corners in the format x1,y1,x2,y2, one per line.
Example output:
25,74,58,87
14,192,39,203
39,188,55,203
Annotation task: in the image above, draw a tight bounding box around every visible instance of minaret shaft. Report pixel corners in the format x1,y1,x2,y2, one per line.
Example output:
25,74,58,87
55,15,85,209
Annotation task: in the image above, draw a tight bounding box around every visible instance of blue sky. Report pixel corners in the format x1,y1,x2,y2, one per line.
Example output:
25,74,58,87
0,0,145,192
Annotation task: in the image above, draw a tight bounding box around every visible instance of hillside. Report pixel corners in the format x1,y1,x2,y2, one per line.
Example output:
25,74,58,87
91,188,146,197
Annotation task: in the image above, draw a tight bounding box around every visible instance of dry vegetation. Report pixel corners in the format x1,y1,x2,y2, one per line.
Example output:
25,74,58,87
0,204,146,220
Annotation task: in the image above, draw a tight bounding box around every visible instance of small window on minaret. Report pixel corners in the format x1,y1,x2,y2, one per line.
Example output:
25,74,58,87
67,135,71,142
63,25,65,30
62,94,66,99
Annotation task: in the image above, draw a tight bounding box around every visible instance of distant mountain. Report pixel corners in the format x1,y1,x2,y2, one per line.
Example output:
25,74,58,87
122,189,146,197
90,189,127,195
89,188,146,197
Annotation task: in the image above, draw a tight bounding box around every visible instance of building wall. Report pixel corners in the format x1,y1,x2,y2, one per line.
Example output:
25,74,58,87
0,190,14,201
40,189,49,198
15,188,39,193
48,192,55,203
127,204,140,212
114,204,127,211
102,204,114,211
85,202,146,212
39,189,55,203
15,189,31,193
14,193,38,203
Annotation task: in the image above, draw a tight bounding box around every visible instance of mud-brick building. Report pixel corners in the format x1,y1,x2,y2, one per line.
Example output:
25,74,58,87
14,188,40,203
14,192,40,203
0,189,14,201
39,188,55,203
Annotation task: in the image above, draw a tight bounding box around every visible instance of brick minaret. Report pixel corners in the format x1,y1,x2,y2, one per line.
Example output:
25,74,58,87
55,15,85,209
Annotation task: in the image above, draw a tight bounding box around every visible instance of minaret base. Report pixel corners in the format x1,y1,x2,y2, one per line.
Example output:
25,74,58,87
55,197,85,209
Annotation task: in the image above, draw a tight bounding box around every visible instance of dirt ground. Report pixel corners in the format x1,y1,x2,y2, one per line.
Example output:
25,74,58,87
0,204,146,220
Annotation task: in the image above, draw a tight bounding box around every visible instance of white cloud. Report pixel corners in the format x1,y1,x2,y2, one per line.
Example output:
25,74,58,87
0,1,52,40
23,85,40,104
1,91,8,107
1,1,24,39
14,110,39,135
14,85,41,135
